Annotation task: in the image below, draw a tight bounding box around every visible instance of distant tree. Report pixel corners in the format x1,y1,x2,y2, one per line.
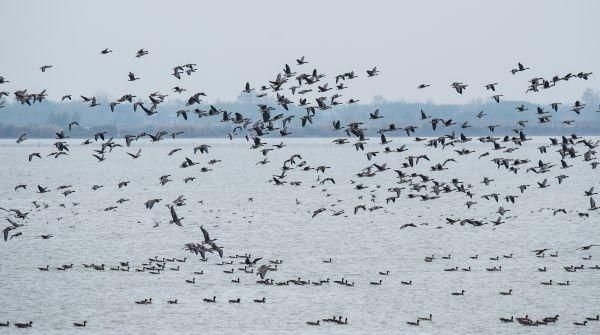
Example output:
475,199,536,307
582,88,600,107
46,111,70,127
372,95,386,105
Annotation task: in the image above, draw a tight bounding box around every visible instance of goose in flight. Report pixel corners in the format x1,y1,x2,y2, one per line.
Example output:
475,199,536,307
589,197,598,211
200,225,223,258
366,66,379,77
312,208,326,218
380,133,391,144
40,65,53,72
577,244,599,250
369,109,383,119
242,82,254,93
126,149,142,159
511,62,530,74
296,56,308,65
128,72,139,81
16,133,27,144
136,49,149,57
485,83,498,91
194,144,211,154
100,48,112,54
257,264,271,279
169,205,183,226
3,226,16,241
451,82,467,94
37,185,50,193
28,153,41,161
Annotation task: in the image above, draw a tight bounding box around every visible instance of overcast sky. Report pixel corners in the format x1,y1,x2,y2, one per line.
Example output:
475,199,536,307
1,0,598,104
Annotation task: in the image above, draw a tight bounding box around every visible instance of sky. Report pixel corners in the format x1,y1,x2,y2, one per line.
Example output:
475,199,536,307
0,0,599,105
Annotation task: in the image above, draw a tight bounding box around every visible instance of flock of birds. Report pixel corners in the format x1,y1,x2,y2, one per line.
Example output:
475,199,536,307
1,47,599,331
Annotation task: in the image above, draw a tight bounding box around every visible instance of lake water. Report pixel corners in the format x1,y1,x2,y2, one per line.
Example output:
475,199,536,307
1,137,599,334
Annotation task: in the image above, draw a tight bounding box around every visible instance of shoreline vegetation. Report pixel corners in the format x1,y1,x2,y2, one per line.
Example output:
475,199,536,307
1,90,600,139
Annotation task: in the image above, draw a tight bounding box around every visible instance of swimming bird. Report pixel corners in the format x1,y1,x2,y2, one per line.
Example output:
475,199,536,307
14,322,32,328
203,296,216,303
407,320,420,326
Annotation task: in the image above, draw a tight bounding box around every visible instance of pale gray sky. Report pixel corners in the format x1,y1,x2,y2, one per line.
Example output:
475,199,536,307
1,0,598,104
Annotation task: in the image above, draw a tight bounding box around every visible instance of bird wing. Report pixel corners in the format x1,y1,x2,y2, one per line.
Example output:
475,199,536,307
3,226,11,241
212,244,223,258
200,225,211,243
170,206,179,221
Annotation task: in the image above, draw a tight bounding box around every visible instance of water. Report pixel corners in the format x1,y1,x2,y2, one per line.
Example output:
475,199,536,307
0,137,599,334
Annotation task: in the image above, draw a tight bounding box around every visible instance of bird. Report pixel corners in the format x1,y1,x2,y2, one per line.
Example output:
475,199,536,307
28,153,41,161
169,205,184,226
511,62,530,74
296,56,308,65
14,322,32,328
16,133,27,144
73,321,87,327
126,148,142,159
577,244,599,250
128,72,139,81
485,83,498,91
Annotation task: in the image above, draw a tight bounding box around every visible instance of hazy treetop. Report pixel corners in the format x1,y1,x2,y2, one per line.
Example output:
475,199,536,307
1,0,598,104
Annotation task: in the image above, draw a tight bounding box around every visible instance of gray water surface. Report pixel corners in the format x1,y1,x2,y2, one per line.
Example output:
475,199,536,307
1,137,599,334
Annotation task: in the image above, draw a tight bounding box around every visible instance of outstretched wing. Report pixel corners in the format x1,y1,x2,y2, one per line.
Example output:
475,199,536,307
170,206,181,225
200,225,211,243
3,226,11,241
